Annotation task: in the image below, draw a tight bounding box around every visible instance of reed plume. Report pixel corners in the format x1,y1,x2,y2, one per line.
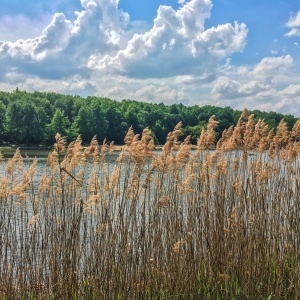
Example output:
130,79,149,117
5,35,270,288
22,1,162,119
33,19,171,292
0,111,299,299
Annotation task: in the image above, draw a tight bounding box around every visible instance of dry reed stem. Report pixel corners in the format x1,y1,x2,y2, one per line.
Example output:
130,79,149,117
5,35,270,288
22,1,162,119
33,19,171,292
0,113,299,299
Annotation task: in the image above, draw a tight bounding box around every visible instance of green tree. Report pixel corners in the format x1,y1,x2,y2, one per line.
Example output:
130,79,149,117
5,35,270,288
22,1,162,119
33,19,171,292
183,122,207,143
22,101,39,144
124,105,145,134
6,100,25,144
72,100,108,144
0,100,6,143
105,107,127,144
153,120,168,144
46,108,71,143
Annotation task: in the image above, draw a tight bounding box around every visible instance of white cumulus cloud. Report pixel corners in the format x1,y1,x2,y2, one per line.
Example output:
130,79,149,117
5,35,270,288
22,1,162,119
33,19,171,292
211,54,300,114
0,0,129,79
285,11,300,37
0,0,248,93
1,0,300,115
93,0,247,79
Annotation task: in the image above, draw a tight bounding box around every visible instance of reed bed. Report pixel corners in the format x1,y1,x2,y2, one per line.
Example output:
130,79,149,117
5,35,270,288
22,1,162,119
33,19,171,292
0,109,299,299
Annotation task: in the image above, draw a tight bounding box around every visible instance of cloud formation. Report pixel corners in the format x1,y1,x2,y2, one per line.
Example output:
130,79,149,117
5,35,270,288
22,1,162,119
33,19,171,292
0,0,246,80
0,0,130,79
91,1,247,79
0,0,299,115
211,54,300,114
285,11,300,36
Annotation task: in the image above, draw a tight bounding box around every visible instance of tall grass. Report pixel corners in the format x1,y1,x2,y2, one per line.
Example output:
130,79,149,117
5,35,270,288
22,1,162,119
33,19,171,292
0,110,299,299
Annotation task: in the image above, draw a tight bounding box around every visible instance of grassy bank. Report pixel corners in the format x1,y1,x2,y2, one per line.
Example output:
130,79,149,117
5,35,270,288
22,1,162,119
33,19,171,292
0,111,299,299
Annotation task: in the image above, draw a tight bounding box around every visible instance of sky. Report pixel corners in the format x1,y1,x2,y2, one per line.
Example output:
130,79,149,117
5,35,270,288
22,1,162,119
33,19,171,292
1,0,300,115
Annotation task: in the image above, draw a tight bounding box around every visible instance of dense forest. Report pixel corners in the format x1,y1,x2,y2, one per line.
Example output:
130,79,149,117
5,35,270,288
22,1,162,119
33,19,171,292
0,89,298,146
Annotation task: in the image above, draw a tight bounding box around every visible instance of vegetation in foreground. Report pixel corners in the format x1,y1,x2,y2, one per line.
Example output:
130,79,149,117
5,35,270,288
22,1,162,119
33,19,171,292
0,109,299,299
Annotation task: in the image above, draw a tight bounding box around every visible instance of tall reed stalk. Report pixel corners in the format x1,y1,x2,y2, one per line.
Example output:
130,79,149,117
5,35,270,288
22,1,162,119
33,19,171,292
0,111,299,299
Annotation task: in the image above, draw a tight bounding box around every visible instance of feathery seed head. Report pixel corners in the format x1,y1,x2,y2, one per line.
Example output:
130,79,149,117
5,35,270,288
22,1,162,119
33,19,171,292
54,133,66,154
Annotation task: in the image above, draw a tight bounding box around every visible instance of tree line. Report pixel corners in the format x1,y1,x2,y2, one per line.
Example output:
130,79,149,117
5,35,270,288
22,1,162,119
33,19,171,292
0,89,298,146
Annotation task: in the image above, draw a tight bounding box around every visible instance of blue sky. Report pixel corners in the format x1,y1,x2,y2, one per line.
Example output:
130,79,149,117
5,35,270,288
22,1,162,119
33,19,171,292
0,0,300,115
